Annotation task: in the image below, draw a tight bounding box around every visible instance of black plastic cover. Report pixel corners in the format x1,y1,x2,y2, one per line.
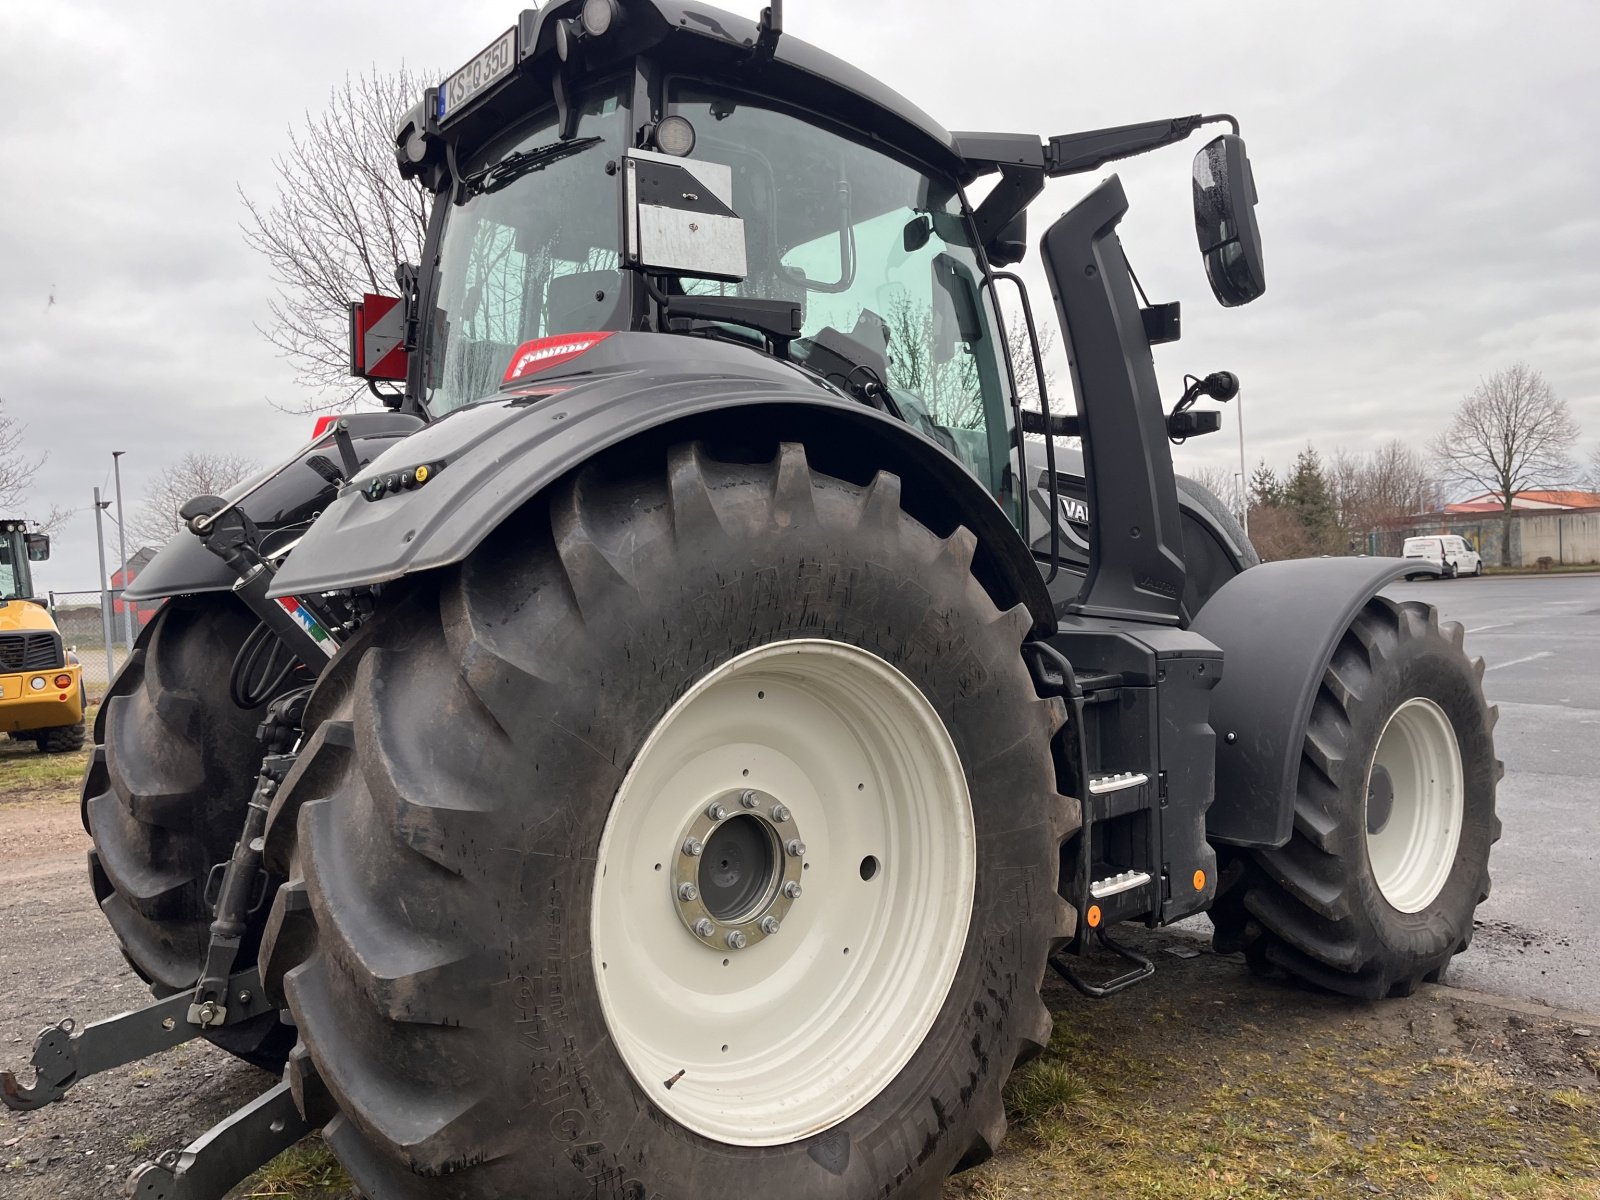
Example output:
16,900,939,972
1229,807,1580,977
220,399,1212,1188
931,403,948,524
123,414,423,602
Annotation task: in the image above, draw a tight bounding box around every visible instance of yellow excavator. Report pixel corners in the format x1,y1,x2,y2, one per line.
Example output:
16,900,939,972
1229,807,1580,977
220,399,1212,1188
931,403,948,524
0,519,84,752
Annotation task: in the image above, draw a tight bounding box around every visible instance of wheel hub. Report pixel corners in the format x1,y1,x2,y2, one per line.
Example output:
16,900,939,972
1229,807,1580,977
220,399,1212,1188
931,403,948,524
590,638,976,1146
673,791,804,949
1364,696,1464,913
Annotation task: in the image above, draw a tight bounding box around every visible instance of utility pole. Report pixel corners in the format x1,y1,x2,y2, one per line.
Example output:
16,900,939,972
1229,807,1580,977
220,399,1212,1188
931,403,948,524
112,450,134,650
93,488,116,685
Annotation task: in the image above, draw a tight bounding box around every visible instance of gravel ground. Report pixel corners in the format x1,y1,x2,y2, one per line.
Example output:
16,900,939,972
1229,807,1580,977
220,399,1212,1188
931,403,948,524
3,766,1597,1198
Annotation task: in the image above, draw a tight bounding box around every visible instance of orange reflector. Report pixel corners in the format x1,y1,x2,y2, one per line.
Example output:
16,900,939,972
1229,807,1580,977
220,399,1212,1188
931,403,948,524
1086,904,1102,929
53,674,72,688
1193,869,1207,891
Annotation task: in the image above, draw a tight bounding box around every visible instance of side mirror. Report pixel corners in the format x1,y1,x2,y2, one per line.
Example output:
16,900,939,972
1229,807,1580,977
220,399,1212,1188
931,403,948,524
1192,134,1265,307
24,533,48,562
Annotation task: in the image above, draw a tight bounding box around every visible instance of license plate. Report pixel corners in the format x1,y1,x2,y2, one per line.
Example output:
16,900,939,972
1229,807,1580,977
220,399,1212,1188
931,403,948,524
438,27,517,123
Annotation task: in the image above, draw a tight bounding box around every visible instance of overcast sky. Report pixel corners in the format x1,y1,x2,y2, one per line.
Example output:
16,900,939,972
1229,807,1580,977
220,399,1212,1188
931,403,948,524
3,0,1597,588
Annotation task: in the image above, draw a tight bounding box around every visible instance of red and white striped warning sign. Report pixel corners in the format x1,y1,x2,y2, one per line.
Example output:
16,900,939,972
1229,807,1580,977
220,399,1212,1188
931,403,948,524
349,293,408,381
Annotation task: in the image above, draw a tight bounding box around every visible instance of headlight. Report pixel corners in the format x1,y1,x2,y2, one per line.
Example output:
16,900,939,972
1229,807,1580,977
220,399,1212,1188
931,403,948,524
29,676,46,691
654,115,697,157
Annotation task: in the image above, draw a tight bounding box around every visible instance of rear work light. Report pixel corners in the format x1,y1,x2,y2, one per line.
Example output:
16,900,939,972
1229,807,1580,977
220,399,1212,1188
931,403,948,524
502,332,612,384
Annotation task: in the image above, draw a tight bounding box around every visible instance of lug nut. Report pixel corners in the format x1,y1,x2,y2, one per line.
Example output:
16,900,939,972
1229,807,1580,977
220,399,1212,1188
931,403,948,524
693,918,714,937
678,882,699,901
683,837,704,857
759,916,781,935
786,839,806,858
740,790,760,809
783,881,803,899
771,805,791,823
706,802,728,821
726,930,747,950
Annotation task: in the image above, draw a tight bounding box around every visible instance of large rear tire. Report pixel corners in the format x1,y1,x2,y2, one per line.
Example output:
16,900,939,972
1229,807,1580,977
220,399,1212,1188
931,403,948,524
1209,597,1499,998
84,595,295,1068
261,440,1076,1199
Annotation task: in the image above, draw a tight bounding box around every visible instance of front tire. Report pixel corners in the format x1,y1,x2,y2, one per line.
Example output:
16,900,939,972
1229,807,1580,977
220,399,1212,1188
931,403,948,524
1209,597,1499,998
261,441,1076,1199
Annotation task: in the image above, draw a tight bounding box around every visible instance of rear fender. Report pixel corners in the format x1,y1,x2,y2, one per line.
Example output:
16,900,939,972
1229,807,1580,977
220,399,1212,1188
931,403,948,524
124,414,423,602
1191,556,1440,848
266,339,1054,636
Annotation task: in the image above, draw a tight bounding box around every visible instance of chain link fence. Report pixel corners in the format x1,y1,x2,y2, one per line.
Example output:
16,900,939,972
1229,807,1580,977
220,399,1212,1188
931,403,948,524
47,589,158,698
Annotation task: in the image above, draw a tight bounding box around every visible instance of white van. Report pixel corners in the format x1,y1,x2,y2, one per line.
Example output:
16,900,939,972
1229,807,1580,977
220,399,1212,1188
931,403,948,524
1402,535,1482,579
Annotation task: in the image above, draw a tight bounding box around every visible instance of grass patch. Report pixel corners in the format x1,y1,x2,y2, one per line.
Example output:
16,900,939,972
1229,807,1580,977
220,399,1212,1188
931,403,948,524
1483,563,1600,576
233,1136,351,1198
0,702,94,803
957,955,1600,1200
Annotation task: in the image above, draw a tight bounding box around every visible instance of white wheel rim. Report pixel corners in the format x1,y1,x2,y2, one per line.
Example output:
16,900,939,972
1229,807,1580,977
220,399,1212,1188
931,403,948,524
1364,696,1464,913
591,638,975,1145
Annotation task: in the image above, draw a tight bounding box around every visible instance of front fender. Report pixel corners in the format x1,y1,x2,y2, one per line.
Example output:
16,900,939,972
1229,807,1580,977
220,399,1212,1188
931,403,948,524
267,338,1054,636
1191,556,1440,848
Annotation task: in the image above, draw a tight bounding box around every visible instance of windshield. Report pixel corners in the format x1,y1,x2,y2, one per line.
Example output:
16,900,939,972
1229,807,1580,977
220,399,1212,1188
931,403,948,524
668,83,1017,508
0,530,31,601
424,84,629,416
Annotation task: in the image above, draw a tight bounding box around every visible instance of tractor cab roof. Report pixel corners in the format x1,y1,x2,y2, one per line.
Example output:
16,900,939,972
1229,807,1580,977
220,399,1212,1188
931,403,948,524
399,1,971,190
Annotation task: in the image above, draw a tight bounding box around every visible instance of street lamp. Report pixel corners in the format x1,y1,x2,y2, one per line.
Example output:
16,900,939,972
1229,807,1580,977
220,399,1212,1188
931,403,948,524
112,451,134,649
1235,387,1248,536
92,488,116,685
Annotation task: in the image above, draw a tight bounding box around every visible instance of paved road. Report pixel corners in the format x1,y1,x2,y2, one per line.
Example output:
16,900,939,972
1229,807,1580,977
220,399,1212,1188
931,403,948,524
1382,574,1599,1012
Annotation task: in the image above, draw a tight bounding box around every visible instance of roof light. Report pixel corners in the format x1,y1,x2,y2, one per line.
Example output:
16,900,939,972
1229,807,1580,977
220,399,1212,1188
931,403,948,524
502,332,614,384
654,115,697,157
581,0,619,37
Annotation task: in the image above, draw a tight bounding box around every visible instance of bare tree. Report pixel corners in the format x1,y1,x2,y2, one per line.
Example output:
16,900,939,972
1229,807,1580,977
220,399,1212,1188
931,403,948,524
1329,441,1440,546
241,67,433,411
1183,465,1244,519
131,453,260,550
1432,364,1579,566
0,397,71,532
0,396,42,513
1586,445,1600,493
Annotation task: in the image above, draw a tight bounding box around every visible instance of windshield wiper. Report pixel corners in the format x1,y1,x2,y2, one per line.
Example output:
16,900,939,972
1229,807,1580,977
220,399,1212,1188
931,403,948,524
461,136,603,197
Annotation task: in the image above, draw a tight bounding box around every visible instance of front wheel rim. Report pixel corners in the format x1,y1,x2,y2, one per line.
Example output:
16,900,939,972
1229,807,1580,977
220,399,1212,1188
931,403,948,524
591,638,976,1146
1364,696,1464,913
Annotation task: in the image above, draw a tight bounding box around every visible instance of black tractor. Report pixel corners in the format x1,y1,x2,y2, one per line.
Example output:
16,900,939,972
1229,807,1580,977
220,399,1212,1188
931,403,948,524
5,4,1497,1198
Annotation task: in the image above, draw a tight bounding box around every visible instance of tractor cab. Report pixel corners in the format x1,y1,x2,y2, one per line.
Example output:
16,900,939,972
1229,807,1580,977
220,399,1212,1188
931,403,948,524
0,519,50,603
351,0,1266,600
351,0,1024,521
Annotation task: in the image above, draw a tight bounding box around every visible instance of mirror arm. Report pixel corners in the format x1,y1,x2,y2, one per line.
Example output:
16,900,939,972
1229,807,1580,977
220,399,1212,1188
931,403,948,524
971,164,1045,248
1045,114,1238,177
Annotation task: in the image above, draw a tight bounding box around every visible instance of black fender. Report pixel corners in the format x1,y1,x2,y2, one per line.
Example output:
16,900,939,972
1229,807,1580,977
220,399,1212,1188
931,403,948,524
1191,556,1441,848
123,414,424,602
266,334,1055,636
